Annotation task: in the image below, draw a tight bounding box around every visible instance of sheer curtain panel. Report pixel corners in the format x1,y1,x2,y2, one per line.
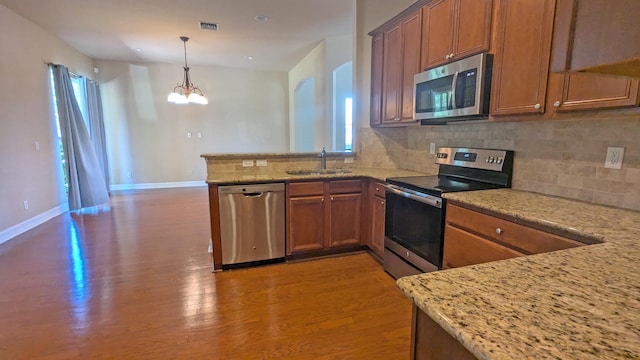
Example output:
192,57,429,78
51,65,109,210
83,77,110,190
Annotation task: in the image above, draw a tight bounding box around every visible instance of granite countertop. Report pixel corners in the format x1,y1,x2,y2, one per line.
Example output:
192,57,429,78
397,189,640,360
205,167,427,184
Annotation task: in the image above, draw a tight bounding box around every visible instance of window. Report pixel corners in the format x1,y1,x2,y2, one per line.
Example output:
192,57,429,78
345,97,353,151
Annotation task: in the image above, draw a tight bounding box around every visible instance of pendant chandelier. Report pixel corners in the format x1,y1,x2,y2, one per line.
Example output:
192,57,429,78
167,36,208,105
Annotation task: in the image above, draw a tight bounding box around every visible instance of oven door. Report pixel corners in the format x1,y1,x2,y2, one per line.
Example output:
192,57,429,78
384,185,444,276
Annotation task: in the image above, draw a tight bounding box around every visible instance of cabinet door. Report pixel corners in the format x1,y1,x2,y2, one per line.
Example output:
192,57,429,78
421,0,455,70
287,196,326,254
490,0,555,115
442,225,522,269
382,24,402,123
400,9,422,123
370,33,384,127
370,195,386,257
453,0,492,60
551,73,640,112
329,193,362,248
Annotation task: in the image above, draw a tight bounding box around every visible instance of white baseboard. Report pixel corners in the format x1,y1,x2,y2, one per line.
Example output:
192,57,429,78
0,203,69,246
110,181,207,191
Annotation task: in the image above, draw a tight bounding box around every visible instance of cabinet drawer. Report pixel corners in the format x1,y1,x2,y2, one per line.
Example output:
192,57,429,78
443,225,523,269
330,180,362,194
446,204,583,255
370,181,386,198
289,182,324,196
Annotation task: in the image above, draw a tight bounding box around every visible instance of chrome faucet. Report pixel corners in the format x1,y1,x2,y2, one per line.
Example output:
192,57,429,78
319,147,327,170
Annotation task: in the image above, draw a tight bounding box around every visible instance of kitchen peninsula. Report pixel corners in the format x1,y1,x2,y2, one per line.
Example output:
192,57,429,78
398,189,640,359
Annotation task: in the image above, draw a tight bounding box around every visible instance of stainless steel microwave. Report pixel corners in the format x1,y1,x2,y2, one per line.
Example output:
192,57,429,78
414,53,493,124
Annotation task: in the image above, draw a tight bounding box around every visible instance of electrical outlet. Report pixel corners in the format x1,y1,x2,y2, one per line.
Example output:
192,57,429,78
187,132,192,139
429,143,436,155
23,200,29,210
256,160,268,167
242,160,254,167
344,157,354,164
604,147,625,169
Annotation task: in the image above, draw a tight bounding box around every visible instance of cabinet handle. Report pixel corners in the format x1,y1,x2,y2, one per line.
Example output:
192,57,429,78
450,53,454,58
321,198,324,203
553,101,561,107
375,187,379,191
445,54,450,60
496,228,503,235
534,103,541,109
331,196,334,201
381,201,385,205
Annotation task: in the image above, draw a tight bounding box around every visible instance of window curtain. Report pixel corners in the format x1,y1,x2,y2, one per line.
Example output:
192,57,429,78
51,65,109,210
82,77,110,191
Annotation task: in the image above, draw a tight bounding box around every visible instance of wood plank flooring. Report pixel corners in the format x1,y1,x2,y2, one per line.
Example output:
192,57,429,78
0,187,411,359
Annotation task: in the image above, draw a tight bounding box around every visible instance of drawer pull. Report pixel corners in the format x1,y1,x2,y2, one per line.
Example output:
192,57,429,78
496,228,503,235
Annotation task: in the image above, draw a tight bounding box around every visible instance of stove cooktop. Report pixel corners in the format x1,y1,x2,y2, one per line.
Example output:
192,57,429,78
386,175,502,197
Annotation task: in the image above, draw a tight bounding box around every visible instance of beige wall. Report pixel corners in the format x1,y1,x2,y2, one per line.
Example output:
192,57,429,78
0,5,94,232
354,0,640,211
96,60,289,185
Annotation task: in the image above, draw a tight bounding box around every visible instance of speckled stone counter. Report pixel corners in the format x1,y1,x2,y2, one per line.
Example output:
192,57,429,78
397,189,640,360
204,167,426,184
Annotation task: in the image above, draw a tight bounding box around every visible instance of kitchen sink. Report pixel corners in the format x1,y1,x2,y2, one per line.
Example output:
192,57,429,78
286,169,353,176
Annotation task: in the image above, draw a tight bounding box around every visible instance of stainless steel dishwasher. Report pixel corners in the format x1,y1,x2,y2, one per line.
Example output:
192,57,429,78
217,183,285,268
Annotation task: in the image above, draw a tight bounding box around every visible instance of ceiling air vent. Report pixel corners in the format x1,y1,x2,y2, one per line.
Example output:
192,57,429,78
199,22,219,31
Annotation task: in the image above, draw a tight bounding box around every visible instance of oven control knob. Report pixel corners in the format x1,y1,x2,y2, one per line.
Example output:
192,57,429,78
496,157,503,164
487,156,495,163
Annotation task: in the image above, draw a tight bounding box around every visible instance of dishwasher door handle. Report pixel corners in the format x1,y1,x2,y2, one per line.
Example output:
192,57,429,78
242,192,264,197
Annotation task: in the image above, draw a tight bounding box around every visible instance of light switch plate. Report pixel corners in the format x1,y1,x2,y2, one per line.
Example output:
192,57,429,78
604,147,625,169
242,160,254,167
429,143,436,154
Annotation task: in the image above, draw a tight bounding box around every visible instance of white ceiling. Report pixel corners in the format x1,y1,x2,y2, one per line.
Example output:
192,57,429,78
0,0,354,72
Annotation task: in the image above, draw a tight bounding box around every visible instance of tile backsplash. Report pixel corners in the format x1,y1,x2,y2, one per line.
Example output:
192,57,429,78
358,115,640,211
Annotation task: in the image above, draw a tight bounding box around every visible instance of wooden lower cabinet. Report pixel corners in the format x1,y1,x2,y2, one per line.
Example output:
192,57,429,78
368,180,386,258
287,180,363,255
288,195,326,253
411,305,476,360
443,203,584,269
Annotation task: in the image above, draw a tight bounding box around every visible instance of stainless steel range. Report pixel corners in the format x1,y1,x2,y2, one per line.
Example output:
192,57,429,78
383,147,514,279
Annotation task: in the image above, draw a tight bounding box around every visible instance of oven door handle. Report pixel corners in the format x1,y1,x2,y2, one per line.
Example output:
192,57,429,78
384,184,442,208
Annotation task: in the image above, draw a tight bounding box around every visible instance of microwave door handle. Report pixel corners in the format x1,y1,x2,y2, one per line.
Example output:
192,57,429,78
451,71,459,109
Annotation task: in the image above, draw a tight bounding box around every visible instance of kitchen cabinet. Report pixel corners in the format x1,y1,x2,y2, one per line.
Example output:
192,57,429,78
382,9,422,125
443,203,584,269
550,0,640,77
370,8,422,127
367,180,386,258
411,305,475,360
370,33,384,127
287,180,363,255
549,72,640,112
490,0,556,116
420,0,492,70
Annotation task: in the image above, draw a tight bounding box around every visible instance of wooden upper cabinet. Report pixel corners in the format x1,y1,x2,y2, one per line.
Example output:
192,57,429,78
370,33,384,127
490,0,556,116
550,0,640,77
382,23,403,124
549,73,640,112
420,0,492,71
400,10,422,123
381,10,422,126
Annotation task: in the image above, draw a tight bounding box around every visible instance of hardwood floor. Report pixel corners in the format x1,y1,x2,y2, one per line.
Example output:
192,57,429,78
0,187,411,359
